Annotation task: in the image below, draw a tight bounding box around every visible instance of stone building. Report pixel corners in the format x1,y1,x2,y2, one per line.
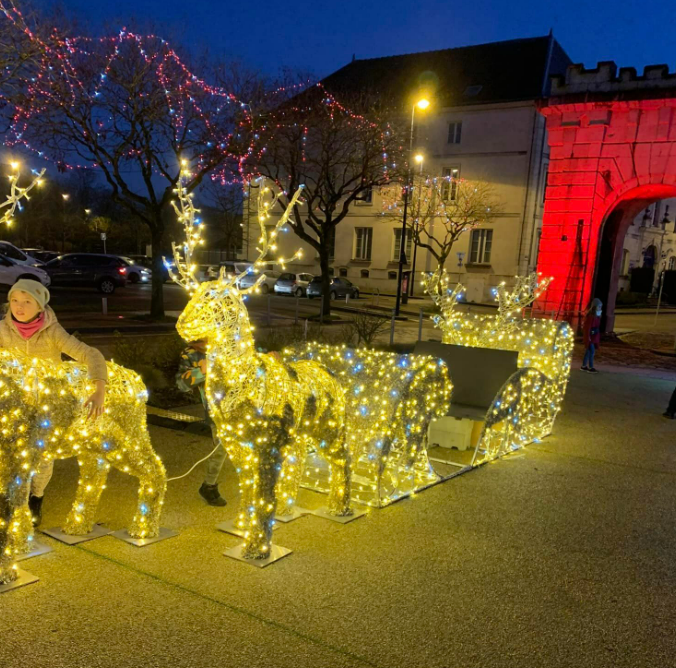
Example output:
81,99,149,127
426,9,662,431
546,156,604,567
242,35,572,302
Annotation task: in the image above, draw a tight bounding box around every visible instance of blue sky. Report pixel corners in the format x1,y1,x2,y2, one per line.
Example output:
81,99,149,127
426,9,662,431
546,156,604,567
36,0,676,79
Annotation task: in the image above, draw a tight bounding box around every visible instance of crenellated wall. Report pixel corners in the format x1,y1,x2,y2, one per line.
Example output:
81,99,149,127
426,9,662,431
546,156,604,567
536,62,676,329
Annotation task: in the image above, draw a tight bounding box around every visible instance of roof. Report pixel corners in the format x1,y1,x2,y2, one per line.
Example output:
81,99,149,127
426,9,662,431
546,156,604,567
321,35,573,108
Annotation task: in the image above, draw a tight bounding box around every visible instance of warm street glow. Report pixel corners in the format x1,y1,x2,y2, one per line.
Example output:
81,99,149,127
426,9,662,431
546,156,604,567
416,98,430,110
414,153,424,164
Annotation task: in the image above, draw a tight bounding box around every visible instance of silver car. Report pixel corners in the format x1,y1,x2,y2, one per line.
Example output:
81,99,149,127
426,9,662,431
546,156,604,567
239,270,280,294
274,272,314,297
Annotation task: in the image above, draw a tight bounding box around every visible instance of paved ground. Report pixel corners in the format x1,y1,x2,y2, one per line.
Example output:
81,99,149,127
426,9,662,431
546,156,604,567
3,362,676,668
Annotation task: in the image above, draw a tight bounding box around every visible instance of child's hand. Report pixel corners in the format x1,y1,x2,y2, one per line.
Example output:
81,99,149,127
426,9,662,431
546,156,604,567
85,381,106,421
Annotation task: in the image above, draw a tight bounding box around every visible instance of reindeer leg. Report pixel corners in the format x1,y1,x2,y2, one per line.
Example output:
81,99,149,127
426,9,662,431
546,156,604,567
0,475,32,584
324,423,353,517
125,447,166,540
63,455,110,535
276,434,308,517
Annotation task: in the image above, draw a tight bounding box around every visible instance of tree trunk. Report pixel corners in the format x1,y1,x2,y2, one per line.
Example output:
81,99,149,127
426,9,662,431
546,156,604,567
319,249,331,318
150,222,166,320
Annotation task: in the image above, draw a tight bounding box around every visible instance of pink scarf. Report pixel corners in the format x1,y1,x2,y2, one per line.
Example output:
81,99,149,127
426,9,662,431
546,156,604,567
14,312,46,340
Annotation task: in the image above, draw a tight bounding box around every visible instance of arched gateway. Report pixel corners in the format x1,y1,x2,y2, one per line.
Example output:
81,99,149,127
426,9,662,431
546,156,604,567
536,62,676,331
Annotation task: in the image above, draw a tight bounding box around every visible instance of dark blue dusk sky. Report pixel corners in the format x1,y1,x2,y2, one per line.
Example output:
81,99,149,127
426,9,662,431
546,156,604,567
34,0,676,80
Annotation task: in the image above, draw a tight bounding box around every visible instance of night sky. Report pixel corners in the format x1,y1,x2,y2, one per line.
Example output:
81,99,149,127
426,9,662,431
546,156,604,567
35,0,676,79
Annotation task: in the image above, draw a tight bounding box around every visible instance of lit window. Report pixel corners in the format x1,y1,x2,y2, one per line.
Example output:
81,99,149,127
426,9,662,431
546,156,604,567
393,228,413,262
469,229,493,264
441,166,460,201
354,227,373,260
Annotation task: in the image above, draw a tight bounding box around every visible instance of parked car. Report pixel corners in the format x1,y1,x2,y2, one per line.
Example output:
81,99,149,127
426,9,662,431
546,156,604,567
117,256,151,284
204,260,253,282
0,241,42,267
307,276,360,300
23,248,59,264
239,270,281,294
0,254,51,287
274,272,314,297
44,253,128,294
127,255,171,282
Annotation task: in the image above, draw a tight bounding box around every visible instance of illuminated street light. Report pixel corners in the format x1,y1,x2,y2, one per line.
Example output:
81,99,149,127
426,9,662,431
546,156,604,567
416,98,430,110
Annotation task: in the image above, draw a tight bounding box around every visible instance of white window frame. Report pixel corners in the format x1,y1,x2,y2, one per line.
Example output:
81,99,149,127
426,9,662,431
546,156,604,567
441,166,460,201
392,227,413,262
354,227,373,261
447,121,462,145
469,228,493,265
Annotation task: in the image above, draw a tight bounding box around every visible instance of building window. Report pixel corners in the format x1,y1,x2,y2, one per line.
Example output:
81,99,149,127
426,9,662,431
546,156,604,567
441,166,460,201
328,267,335,276
361,269,370,278
339,267,348,277
362,187,373,203
621,249,630,276
393,228,413,262
469,229,493,264
447,121,462,144
669,256,675,271
388,270,397,280
354,227,373,260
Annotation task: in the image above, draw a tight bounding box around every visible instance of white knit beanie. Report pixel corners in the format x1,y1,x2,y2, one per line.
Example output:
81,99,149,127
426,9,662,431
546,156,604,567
9,278,50,310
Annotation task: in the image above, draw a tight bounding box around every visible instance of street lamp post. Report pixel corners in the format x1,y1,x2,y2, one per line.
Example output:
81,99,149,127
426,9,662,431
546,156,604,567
395,98,429,316
409,153,424,297
61,193,70,253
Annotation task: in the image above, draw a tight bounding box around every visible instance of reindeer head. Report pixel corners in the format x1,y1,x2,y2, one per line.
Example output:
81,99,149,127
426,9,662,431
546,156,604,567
169,179,304,346
494,273,553,323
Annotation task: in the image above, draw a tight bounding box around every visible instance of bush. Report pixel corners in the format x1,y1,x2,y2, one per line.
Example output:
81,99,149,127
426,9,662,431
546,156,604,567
615,291,649,307
112,331,189,407
346,312,389,346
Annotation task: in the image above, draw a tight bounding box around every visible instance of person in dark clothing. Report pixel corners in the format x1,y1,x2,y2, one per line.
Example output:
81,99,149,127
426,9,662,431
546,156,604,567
581,298,602,373
176,340,228,506
664,386,676,419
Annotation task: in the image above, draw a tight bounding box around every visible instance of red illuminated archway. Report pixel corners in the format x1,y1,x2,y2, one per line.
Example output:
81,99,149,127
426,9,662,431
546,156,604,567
536,62,676,331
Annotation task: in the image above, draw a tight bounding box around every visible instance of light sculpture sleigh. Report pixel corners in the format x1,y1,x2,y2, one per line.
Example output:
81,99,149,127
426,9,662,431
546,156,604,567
422,269,573,462
0,352,166,585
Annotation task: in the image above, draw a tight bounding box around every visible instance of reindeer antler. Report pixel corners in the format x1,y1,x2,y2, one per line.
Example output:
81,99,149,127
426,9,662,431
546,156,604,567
422,267,465,314
228,181,305,294
168,179,203,292
495,273,552,321
0,167,45,226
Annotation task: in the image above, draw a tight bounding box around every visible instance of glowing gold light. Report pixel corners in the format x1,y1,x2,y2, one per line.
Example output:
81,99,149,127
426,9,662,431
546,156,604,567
423,269,572,462
0,354,166,585
171,180,355,559
416,98,430,110
0,168,46,227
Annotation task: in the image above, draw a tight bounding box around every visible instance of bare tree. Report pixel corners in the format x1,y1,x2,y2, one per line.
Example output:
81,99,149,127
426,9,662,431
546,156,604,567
382,174,501,272
0,6,248,317
250,87,405,316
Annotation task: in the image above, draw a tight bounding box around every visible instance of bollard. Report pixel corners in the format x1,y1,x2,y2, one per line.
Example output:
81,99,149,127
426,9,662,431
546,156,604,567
267,294,272,327
295,297,299,325
418,308,424,342
102,297,107,315
304,318,308,341
389,308,396,346
346,293,349,305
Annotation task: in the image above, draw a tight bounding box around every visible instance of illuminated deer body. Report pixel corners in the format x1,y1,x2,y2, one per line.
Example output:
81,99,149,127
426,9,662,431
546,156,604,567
170,181,352,559
0,353,166,585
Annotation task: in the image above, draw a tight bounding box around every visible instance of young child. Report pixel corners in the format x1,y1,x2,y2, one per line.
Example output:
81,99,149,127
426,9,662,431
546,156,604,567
176,339,227,506
581,297,602,374
0,278,107,526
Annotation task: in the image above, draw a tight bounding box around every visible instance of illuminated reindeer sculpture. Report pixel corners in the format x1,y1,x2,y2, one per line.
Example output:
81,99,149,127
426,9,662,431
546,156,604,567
170,181,353,559
0,354,167,585
423,268,572,461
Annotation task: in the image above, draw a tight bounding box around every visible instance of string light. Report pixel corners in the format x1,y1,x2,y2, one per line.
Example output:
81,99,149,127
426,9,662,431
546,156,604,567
423,269,572,462
0,167,45,227
171,177,355,559
0,352,166,585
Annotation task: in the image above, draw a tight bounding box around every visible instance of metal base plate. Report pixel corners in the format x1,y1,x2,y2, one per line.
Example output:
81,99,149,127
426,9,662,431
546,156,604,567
110,527,178,547
216,520,279,538
274,507,310,523
312,507,368,524
41,524,111,545
16,541,53,562
0,569,39,593
224,543,292,568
